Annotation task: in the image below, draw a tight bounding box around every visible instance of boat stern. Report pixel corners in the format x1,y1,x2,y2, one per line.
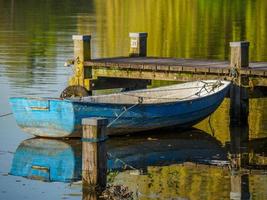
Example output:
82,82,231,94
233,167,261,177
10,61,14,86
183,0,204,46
9,97,78,137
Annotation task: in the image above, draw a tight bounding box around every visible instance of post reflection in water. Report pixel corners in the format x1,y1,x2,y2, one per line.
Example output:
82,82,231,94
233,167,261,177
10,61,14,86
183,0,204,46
229,124,250,200
8,127,267,199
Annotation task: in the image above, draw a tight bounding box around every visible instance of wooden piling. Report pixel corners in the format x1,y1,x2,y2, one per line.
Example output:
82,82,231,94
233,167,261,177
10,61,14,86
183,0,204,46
230,41,249,68
73,35,91,62
82,117,108,192
129,32,148,57
229,77,249,125
230,174,250,200
229,41,250,125
70,35,92,92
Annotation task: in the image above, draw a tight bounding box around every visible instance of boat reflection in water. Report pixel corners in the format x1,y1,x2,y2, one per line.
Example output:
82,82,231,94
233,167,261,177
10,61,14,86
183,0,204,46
9,128,267,199
10,128,228,183
107,128,228,170
10,138,82,182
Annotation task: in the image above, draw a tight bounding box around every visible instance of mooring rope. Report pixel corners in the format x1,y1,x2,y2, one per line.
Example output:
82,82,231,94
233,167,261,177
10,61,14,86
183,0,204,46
0,112,12,118
107,152,137,170
107,102,140,128
208,114,215,136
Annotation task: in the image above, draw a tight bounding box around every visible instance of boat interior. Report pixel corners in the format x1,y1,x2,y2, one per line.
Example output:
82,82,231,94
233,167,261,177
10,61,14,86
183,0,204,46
76,80,230,104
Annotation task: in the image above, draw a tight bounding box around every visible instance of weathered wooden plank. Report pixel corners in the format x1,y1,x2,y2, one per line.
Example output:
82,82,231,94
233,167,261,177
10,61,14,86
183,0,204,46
240,69,251,75
209,68,223,74
143,64,157,71
130,64,144,70
117,63,132,69
83,56,267,84
195,67,210,73
92,67,224,81
169,65,183,72
249,77,267,87
250,70,265,76
156,65,170,71
85,57,230,68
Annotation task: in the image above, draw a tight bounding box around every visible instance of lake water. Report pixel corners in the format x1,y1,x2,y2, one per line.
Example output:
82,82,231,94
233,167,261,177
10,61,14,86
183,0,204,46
0,0,267,199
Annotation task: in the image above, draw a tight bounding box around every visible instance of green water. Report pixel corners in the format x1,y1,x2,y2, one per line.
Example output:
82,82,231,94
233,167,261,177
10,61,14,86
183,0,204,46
0,0,267,199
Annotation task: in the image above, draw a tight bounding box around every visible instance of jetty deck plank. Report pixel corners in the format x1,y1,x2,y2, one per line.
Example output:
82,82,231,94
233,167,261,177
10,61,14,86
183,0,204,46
85,57,267,77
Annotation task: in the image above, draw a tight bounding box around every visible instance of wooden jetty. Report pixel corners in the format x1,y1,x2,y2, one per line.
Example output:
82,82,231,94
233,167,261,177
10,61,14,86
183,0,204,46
65,33,267,125
69,33,267,86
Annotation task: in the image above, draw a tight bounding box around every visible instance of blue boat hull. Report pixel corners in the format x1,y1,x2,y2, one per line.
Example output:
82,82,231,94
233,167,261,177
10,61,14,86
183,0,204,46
9,82,230,137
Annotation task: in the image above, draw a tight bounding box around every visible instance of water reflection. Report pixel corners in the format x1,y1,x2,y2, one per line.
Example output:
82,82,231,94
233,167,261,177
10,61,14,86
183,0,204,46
107,129,228,170
9,127,267,199
10,129,229,182
10,138,82,182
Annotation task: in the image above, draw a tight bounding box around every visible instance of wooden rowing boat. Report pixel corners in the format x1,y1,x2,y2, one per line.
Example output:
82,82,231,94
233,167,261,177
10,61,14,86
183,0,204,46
9,80,231,137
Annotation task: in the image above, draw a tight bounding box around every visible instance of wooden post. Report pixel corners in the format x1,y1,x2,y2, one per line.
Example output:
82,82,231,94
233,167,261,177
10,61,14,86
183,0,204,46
82,117,108,195
230,41,249,68
229,41,250,125
229,77,249,125
73,35,91,62
230,173,250,200
70,35,92,92
129,32,148,57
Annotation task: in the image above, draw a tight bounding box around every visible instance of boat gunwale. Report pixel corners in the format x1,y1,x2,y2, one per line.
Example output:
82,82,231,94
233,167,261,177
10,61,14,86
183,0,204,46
9,80,231,106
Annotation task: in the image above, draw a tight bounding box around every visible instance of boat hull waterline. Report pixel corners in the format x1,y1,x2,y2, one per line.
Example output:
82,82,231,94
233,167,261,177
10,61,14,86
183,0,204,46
9,80,231,137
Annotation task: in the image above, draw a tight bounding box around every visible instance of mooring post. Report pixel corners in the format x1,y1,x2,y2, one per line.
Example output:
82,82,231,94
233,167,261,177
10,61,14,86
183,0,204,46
82,117,108,197
69,35,92,93
230,173,250,200
229,41,250,125
230,41,249,69
129,32,148,57
73,35,91,62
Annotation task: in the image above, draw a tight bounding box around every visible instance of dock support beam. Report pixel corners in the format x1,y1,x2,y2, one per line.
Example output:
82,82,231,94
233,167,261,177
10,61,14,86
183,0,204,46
129,32,148,57
82,117,108,198
70,35,92,92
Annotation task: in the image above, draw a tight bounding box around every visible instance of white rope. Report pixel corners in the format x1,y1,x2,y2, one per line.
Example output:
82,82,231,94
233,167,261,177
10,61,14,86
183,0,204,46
107,152,137,170
0,112,12,118
107,102,140,128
